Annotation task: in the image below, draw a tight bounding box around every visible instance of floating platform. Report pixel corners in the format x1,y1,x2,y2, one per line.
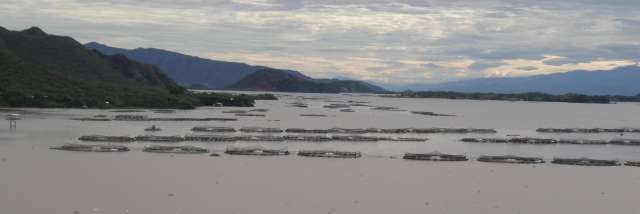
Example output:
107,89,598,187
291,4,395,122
331,135,379,142
403,152,468,161
50,144,129,152
153,109,176,113
388,137,428,142
297,150,362,158
78,135,135,142
285,128,331,134
461,138,557,144
222,110,248,114
144,125,162,132
477,155,544,164
191,126,236,132
235,135,285,142
556,139,608,145
235,113,265,117
224,148,290,156
143,146,209,154
340,109,355,112
551,158,619,166
135,135,184,142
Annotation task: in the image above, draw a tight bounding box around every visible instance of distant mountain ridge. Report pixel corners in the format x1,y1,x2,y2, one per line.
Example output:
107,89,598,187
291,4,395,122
87,42,388,94
228,67,388,93
401,66,640,96
85,42,255,89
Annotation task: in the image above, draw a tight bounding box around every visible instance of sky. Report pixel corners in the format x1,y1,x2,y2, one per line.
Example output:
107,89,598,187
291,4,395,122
1,0,639,85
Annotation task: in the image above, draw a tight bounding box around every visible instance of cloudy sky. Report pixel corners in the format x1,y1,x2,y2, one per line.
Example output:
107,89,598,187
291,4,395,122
1,0,639,84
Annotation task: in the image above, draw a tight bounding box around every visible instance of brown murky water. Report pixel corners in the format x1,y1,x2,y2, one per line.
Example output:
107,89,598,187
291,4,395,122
1,93,640,214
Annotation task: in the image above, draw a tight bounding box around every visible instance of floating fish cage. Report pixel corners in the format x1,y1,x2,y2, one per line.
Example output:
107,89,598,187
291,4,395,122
388,137,428,142
224,148,290,156
328,128,367,134
235,135,285,142
50,144,130,152
609,139,640,146
300,114,328,117
71,118,112,121
285,128,331,134
78,135,135,142
235,113,265,117
537,128,640,133
624,161,640,167
191,126,236,133
556,139,608,145
551,158,619,166
135,135,184,142
297,150,362,158
461,138,557,144
222,110,248,114
143,145,209,154
331,135,379,142
184,135,237,142
477,155,545,164
411,111,455,117
403,152,468,161
150,117,237,121
240,127,284,133
283,135,332,142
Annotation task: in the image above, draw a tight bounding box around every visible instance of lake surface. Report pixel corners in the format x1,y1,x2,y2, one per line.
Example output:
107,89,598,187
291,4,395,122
1,93,639,214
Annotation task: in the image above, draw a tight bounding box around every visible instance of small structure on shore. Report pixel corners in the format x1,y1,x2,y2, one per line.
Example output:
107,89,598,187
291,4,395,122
297,150,362,158
477,155,544,164
224,148,290,156
143,145,209,154
551,158,619,166
50,144,129,152
5,113,21,129
78,135,135,142
403,152,468,161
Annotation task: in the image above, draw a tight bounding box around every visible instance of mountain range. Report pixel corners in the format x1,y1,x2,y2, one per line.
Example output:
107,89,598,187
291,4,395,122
0,26,200,108
86,42,387,93
393,66,640,96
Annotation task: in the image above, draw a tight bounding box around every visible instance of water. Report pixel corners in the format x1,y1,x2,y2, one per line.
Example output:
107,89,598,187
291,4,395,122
1,93,640,214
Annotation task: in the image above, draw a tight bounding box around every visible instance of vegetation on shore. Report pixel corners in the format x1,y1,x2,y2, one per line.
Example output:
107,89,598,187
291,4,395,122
392,91,640,104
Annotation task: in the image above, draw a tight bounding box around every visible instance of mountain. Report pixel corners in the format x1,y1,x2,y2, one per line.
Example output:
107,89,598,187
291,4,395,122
227,67,388,93
0,26,200,108
403,66,640,96
85,42,255,89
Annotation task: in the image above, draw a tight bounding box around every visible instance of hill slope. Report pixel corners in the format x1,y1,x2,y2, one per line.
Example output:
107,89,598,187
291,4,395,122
227,68,387,93
85,42,255,89
406,66,640,96
0,26,196,108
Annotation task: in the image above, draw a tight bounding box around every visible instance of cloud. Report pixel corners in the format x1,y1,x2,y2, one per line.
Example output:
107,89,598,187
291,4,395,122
1,0,639,84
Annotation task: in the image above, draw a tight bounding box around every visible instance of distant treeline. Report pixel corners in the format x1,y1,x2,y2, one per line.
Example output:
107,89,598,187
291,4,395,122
0,90,277,109
392,91,640,104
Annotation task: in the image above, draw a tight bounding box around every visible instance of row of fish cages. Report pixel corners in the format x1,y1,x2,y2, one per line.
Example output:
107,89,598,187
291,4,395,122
537,128,640,133
461,137,640,145
112,115,237,122
47,144,640,167
190,126,496,135
78,134,428,143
